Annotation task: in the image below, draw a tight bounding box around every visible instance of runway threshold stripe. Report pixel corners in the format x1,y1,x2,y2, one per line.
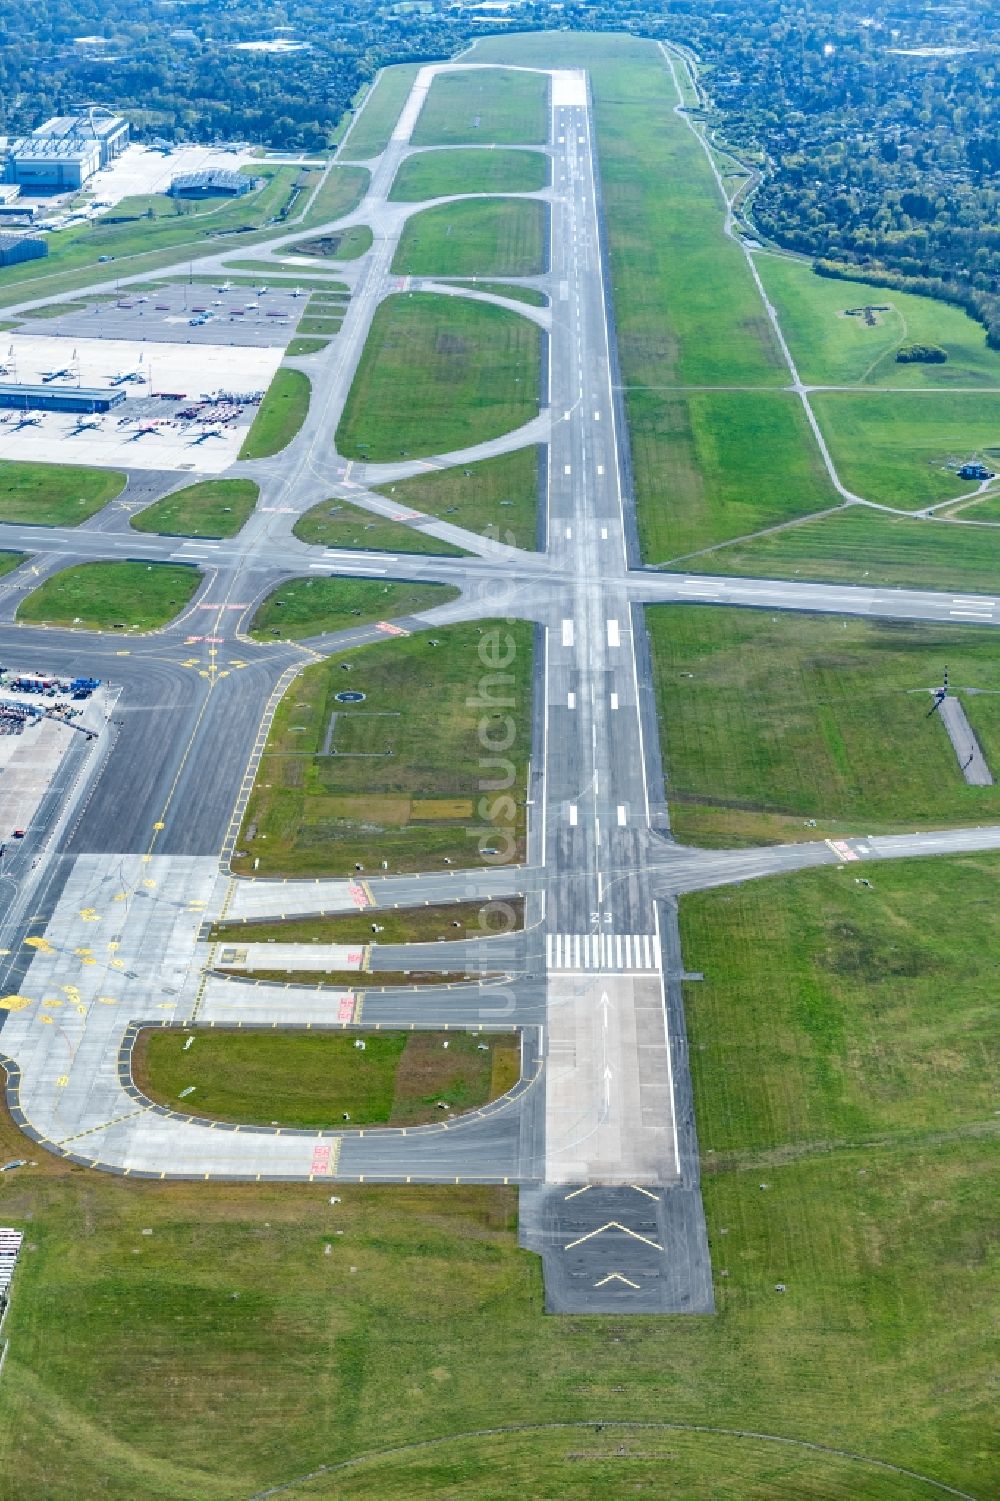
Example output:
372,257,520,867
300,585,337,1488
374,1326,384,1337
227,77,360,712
544,934,659,973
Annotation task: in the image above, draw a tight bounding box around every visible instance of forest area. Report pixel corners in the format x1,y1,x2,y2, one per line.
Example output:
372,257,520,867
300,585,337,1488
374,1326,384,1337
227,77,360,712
0,1,996,340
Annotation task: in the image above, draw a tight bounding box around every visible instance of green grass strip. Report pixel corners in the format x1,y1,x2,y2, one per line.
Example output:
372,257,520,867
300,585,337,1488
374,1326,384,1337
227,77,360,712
239,369,311,460
16,561,201,632
389,148,549,201
337,292,539,461
293,498,466,557
0,461,126,527
130,480,259,539
392,198,546,279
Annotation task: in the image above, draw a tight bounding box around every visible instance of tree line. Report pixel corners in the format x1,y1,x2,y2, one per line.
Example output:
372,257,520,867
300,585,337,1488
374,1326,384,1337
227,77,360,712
0,0,996,342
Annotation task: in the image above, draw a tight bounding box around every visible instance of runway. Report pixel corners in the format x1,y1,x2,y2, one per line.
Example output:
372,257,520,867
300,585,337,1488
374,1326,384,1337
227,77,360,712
1,60,998,1315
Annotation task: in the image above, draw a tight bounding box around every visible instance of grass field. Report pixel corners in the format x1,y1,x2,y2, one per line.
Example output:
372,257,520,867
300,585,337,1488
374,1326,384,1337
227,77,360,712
633,390,839,560
222,263,349,283
811,391,1000,507
18,299,91,319
292,498,467,557
295,316,342,336
288,225,373,262
756,252,1000,389
232,619,534,875
0,551,23,577
286,337,329,356
336,293,540,461
15,561,200,632
389,147,549,201
134,1029,518,1129
130,479,259,539
947,490,1000,520
411,67,549,147
0,461,125,527
0,849,994,1498
340,63,423,160
238,368,311,460
392,198,546,278
442,280,548,307
248,577,457,641
298,165,370,229
375,444,541,551
682,856,998,1153
647,605,1000,845
678,505,1000,593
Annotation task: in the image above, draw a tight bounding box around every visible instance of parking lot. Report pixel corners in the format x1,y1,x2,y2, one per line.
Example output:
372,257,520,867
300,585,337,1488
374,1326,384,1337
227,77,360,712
19,280,310,348
0,672,112,845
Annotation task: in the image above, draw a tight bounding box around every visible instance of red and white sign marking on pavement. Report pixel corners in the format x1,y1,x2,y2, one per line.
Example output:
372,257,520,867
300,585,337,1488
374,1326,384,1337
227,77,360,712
348,881,371,909
376,621,409,637
826,839,859,862
337,995,355,1022
311,1143,333,1174
391,510,423,522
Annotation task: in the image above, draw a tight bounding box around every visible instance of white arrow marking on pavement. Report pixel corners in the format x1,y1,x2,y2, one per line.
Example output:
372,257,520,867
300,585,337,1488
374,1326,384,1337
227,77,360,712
594,1272,640,1289
564,1221,663,1251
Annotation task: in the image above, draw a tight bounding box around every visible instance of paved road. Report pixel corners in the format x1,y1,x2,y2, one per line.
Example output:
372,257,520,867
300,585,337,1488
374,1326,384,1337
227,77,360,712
1,60,999,1315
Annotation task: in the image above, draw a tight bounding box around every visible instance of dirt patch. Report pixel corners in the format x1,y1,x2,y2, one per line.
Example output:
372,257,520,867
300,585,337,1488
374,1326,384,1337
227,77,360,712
293,233,349,258
411,798,475,820
388,1033,516,1125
